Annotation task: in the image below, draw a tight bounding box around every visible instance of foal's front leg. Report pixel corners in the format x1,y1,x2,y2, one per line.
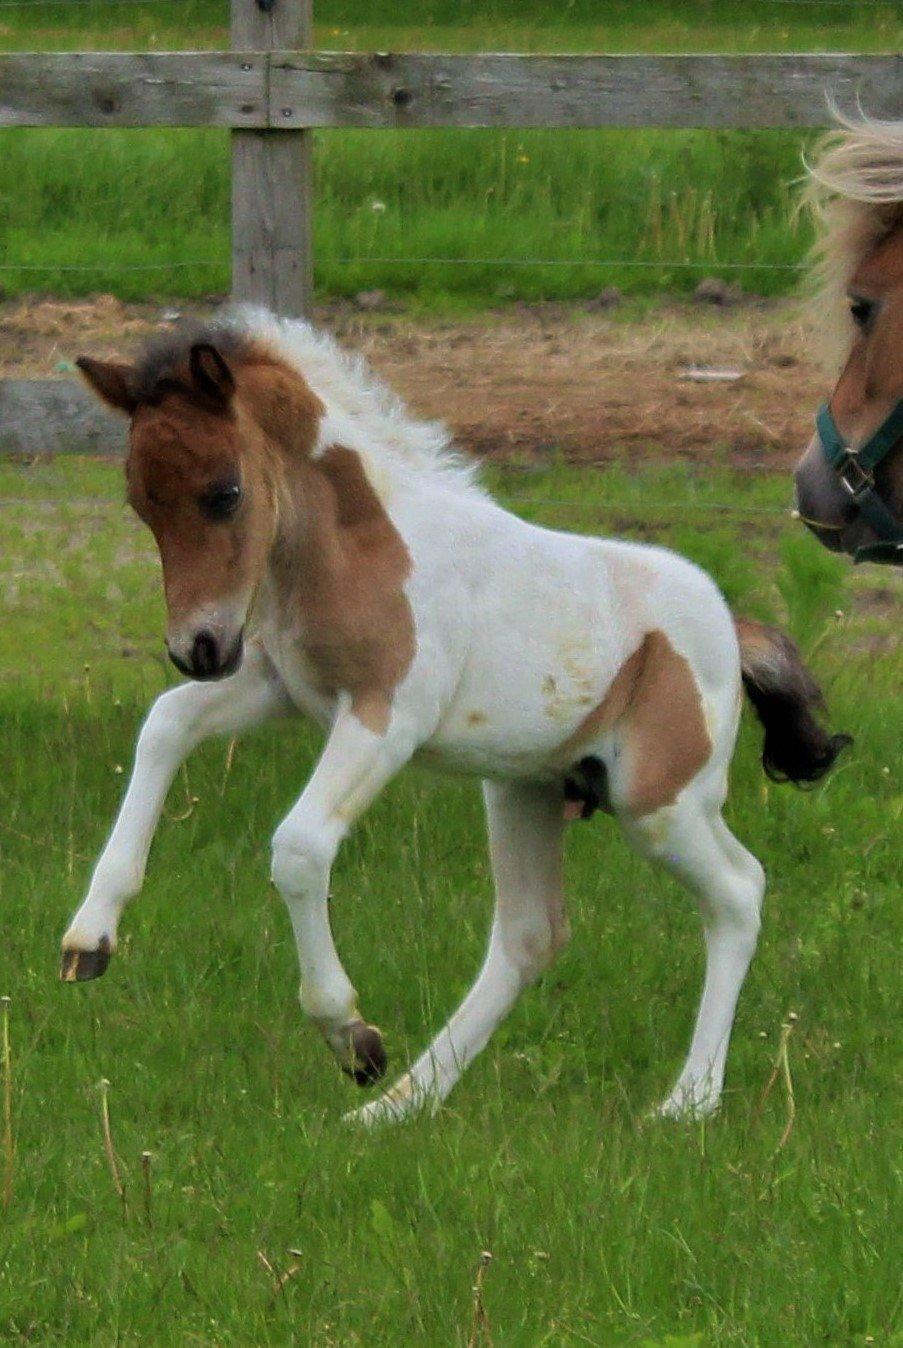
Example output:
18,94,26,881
269,698,417,1085
61,645,290,980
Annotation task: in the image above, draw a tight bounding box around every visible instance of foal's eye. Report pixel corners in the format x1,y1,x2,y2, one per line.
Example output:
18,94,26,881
199,481,243,520
849,297,875,329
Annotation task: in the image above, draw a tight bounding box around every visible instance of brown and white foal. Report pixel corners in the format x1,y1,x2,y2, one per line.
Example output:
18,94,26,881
62,308,847,1125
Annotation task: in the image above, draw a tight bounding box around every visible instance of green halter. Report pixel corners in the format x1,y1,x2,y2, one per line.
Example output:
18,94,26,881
816,401,903,565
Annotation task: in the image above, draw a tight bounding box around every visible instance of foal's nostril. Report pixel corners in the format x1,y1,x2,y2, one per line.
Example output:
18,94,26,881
191,630,220,677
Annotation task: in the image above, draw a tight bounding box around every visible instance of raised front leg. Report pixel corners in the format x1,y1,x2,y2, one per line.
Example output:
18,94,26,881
348,778,568,1126
61,645,290,981
269,698,417,1086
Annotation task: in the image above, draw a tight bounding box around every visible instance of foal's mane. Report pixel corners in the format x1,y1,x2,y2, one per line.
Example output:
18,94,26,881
802,111,903,364
135,306,482,494
133,320,250,406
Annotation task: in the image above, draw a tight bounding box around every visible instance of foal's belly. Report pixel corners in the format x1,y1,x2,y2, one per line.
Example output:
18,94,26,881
420,637,628,781
415,734,566,782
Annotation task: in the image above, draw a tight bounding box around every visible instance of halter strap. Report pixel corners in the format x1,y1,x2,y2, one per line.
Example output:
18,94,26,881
816,402,903,566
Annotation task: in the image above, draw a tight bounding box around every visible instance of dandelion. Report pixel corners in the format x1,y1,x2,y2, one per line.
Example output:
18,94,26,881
370,199,387,214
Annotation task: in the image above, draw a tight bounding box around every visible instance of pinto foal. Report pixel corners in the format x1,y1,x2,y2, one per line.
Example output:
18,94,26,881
62,309,848,1124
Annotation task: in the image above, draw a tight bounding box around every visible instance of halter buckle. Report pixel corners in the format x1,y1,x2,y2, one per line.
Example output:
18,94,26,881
837,453,874,499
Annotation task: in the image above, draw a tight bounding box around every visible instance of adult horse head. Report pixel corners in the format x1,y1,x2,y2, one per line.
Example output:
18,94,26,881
795,114,903,566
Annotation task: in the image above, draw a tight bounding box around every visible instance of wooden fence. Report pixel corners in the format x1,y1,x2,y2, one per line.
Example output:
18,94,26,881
0,0,899,453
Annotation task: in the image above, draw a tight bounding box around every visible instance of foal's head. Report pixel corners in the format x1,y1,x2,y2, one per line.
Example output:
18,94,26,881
795,116,903,562
78,332,310,679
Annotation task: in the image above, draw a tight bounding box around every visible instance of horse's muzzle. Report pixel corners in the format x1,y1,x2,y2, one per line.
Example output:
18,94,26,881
168,629,244,681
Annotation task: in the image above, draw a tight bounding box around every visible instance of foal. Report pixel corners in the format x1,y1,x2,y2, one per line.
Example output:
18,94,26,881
63,308,848,1124
795,113,903,565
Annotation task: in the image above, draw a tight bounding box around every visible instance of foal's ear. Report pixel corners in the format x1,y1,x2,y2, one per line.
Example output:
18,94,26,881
189,343,235,406
76,358,138,416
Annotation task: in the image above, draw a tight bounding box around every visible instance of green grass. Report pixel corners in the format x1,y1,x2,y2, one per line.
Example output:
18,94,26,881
0,2,900,307
0,125,817,306
0,453,900,1344
1,0,899,53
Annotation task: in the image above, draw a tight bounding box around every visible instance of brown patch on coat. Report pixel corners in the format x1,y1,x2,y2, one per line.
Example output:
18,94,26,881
271,444,415,734
560,630,711,816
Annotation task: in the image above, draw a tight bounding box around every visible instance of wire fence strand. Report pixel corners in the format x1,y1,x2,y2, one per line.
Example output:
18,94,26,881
0,494,792,520
0,261,221,272
0,0,895,8
0,0,166,8
0,256,806,273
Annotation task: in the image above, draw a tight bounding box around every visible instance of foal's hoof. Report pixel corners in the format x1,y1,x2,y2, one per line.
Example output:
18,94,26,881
60,938,111,983
342,1021,388,1087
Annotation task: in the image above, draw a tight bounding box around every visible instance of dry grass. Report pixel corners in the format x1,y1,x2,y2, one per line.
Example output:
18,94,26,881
0,296,828,469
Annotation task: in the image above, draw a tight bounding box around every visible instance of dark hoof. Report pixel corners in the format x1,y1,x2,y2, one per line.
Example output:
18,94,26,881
60,937,111,983
343,1022,387,1087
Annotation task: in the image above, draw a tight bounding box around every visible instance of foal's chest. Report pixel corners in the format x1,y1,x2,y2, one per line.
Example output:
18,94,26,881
255,446,416,729
255,603,340,728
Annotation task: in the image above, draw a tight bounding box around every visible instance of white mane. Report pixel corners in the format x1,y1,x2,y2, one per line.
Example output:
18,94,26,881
802,111,903,365
210,304,484,495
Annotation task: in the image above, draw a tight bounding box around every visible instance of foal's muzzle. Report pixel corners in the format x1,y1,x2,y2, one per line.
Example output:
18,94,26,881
168,628,244,681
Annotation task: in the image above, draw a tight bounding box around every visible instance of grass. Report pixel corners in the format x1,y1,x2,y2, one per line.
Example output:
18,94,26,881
1,0,899,53
0,452,900,1344
0,2,901,307
0,125,817,307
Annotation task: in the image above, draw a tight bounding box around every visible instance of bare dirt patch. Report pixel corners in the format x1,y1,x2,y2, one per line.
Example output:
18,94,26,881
0,294,828,470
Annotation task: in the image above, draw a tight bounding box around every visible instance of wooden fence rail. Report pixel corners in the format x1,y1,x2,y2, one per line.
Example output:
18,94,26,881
1,51,898,129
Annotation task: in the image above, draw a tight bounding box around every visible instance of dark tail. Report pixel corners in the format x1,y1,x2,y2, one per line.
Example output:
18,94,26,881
734,617,852,785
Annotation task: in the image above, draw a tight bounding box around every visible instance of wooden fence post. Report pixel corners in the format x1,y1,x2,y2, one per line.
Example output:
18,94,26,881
230,0,313,316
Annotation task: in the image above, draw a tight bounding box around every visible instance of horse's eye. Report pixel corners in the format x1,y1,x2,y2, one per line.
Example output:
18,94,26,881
849,297,875,329
199,482,242,520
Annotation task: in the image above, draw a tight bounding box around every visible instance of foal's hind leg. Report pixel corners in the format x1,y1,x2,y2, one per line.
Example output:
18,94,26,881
61,644,289,980
348,780,567,1127
620,777,765,1118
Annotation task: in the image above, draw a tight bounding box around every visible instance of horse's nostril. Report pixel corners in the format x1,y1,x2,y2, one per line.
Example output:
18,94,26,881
191,630,220,676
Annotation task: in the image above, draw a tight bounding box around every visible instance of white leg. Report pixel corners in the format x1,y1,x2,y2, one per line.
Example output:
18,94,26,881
348,779,567,1127
622,788,765,1117
61,644,290,979
269,699,417,1084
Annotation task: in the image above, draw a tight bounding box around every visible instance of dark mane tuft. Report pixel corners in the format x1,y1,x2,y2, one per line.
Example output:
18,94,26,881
131,319,252,406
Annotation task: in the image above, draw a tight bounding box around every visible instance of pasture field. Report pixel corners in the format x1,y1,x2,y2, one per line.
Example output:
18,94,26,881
0,445,899,1345
1,1,901,306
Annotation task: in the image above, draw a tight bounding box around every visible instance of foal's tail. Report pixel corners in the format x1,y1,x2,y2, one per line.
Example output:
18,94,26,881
734,617,852,785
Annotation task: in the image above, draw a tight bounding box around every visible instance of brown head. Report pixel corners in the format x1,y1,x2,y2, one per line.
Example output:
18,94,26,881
78,325,322,679
795,115,903,561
